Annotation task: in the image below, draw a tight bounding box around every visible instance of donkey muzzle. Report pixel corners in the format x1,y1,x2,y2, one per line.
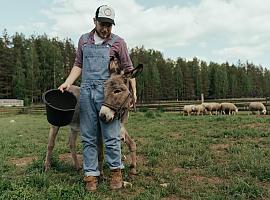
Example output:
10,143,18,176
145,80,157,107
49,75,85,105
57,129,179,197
99,106,115,123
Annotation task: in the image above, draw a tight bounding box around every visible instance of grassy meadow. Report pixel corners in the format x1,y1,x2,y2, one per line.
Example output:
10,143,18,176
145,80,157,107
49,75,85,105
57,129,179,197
0,111,270,199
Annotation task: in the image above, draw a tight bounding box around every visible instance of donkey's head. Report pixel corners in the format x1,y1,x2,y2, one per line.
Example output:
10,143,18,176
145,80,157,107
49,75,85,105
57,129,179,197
99,57,143,123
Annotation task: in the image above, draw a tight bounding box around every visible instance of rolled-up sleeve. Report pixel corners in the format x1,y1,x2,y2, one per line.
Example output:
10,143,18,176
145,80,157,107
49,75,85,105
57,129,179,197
111,37,134,73
73,36,84,68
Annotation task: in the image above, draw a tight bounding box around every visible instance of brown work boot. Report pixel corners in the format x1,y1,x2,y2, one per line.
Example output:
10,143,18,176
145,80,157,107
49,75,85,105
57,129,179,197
110,169,123,190
84,176,98,192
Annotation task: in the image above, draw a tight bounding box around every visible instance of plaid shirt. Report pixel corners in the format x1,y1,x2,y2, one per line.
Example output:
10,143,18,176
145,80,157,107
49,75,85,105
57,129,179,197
74,29,133,73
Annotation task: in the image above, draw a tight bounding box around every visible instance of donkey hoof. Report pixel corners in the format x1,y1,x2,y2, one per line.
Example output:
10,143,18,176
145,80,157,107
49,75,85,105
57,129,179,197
75,165,82,171
44,164,51,172
129,168,137,176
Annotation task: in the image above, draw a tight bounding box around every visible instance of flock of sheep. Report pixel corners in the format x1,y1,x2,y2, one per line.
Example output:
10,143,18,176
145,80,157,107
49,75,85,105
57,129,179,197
183,102,267,116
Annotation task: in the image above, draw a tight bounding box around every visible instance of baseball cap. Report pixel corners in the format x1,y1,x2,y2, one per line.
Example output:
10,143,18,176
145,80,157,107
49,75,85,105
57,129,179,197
95,5,115,25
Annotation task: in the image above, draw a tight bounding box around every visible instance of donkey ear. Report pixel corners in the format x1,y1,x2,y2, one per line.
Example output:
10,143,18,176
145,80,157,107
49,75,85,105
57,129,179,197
124,64,143,78
109,56,121,74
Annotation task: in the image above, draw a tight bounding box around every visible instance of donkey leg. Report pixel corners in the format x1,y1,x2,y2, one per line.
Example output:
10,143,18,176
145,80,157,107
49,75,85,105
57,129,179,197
125,134,137,175
121,126,137,175
68,128,80,171
44,125,59,172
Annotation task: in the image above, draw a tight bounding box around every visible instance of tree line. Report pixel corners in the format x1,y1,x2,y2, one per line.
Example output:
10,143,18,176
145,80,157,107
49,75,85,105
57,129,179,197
130,47,270,102
0,30,76,105
1,30,270,105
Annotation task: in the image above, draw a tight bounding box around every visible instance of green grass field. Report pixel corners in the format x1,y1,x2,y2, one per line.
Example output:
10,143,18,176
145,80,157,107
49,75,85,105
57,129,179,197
0,112,270,199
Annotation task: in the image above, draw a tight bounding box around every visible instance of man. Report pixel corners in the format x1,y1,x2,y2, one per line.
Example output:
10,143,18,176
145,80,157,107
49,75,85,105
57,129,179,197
58,5,136,191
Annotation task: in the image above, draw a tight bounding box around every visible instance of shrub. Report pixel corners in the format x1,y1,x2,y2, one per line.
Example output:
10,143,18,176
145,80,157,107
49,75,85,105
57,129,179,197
138,107,148,112
144,111,155,118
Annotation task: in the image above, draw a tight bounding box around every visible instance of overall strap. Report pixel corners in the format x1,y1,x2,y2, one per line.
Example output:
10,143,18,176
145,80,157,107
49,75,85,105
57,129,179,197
81,33,90,45
107,34,119,47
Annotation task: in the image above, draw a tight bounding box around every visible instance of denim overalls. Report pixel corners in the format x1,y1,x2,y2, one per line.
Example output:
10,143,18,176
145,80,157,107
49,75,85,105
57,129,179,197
80,33,123,177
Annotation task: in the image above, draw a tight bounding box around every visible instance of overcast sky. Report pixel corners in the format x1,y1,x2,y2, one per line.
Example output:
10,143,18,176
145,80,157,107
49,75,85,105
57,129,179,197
1,0,270,68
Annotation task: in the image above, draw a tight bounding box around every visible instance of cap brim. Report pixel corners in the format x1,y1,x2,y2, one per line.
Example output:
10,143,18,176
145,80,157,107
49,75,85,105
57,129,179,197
97,17,115,25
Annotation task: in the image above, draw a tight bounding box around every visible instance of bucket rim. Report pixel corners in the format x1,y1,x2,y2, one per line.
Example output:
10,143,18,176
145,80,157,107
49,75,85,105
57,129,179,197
42,89,76,112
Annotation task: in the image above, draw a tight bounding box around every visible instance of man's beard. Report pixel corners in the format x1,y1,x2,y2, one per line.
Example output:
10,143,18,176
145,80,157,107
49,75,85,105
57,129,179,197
97,30,109,39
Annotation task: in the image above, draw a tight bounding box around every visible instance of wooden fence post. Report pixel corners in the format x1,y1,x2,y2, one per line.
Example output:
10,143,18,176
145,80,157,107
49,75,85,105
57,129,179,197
201,93,204,104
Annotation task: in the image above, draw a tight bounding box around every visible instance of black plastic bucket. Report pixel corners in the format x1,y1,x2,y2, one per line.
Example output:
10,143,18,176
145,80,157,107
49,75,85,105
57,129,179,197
42,89,77,126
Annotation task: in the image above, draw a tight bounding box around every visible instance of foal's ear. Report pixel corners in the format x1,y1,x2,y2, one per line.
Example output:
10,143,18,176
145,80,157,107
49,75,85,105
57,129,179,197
109,56,121,74
124,64,143,78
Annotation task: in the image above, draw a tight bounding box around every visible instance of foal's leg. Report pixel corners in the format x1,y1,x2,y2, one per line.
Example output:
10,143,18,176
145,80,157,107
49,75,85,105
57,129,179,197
44,125,59,172
121,126,137,175
68,128,80,171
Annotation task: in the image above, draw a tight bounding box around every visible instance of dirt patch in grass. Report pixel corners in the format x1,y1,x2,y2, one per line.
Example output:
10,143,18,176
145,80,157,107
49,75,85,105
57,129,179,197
259,182,270,192
172,167,224,185
239,122,270,132
9,153,84,167
189,175,223,185
244,137,267,143
59,153,83,166
135,137,148,146
172,167,198,175
169,132,182,139
227,137,269,148
210,143,229,156
9,156,38,167
210,143,230,164
172,167,186,174
210,143,230,152
240,122,263,129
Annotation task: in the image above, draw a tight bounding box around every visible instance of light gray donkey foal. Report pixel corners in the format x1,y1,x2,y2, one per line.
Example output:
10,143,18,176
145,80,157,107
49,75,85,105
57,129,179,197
44,85,137,175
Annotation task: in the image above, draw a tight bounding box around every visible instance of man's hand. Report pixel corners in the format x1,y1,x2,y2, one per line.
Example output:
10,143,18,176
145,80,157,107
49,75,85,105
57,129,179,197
129,95,137,108
58,82,71,93
58,66,82,92
129,78,137,107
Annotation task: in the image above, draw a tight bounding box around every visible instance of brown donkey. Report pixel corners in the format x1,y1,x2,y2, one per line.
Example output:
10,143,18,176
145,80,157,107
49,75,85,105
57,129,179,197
44,58,143,176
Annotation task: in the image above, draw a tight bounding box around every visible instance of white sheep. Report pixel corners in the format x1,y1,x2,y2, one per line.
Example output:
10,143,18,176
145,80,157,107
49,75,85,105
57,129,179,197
194,104,206,115
249,102,267,115
220,102,238,115
183,105,195,116
202,102,221,115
